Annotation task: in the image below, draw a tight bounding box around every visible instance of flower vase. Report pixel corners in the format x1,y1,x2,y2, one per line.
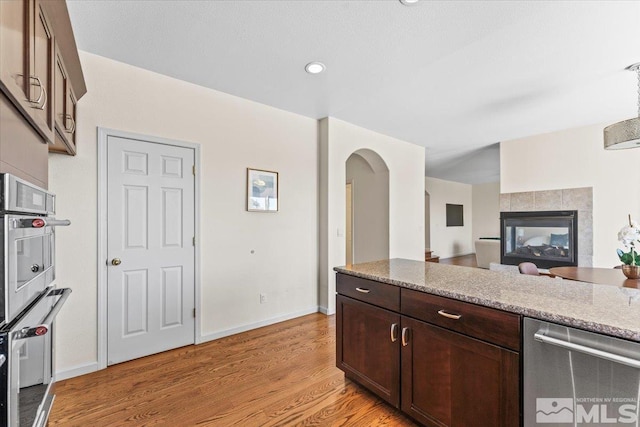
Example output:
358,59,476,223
622,265,640,279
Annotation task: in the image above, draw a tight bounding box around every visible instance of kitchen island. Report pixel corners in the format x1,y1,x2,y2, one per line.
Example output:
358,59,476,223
335,258,640,341
334,259,640,427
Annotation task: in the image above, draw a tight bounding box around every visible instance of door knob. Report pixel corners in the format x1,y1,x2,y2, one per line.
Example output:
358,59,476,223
111,258,122,266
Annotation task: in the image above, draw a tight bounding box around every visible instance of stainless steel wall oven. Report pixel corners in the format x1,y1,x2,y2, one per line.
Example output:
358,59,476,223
0,174,72,426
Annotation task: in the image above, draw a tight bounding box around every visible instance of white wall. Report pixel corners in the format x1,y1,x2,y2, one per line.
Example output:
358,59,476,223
319,117,425,314
472,181,500,242
48,52,319,377
346,153,389,264
501,122,640,267
425,177,473,259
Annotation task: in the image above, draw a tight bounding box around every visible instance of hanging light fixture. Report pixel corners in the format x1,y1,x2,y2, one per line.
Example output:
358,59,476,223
604,63,640,150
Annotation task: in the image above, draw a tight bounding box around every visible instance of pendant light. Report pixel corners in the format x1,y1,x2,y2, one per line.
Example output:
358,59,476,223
604,63,640,150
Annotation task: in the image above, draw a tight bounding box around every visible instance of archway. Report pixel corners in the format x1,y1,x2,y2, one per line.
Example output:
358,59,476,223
345,149,390,264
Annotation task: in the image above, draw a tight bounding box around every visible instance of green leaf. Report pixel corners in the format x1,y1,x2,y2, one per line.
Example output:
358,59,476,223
619,252,634,265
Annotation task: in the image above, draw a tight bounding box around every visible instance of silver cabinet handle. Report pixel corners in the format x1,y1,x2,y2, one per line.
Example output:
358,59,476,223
390,323,398,342
438,309,462,320
0,355,5,368
64,113,75,133
28,75,44,106
401,327,410,347
534,332,640,369
355,287,370,294
36,82,48,110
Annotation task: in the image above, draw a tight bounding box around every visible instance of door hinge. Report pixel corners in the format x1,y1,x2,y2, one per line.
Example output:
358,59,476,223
192,236,195,246
193,308,196,318
192,165,196,176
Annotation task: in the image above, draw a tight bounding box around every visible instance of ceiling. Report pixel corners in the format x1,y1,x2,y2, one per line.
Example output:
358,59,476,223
66,0,640,184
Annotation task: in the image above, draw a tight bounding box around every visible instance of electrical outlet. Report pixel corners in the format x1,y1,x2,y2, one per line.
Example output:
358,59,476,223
260,293,267,304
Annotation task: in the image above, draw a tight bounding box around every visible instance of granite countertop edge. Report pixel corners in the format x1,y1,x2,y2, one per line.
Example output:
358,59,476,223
334,264,640,342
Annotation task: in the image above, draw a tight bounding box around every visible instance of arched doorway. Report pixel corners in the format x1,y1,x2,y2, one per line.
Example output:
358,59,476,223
345,149,389,264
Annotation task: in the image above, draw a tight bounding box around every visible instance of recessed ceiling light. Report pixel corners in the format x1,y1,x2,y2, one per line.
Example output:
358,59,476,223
399,0,419,5
305,62,326,74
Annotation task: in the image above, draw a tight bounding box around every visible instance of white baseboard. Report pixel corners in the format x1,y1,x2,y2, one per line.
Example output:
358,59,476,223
318,306,335,315
55,361,99,381
196,306,321,344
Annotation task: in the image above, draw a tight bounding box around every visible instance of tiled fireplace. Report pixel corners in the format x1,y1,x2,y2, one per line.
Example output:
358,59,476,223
500,210,578,268
499,187,593,267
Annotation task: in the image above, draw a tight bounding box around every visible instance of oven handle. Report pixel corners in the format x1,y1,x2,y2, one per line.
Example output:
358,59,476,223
42,288,72,325
534,331,640,369
43,219,71,227
16,218,71,228
34,394,55,427
14,288,72,340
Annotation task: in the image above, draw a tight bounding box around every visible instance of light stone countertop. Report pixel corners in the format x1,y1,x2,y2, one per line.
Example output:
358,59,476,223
334,258,640,342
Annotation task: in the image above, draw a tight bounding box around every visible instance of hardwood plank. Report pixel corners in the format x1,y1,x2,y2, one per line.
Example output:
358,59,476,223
439,254,478,268
50,313,418,426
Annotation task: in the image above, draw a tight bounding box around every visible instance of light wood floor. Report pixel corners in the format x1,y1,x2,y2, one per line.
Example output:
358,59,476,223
439,253,478,268
50,313,418,427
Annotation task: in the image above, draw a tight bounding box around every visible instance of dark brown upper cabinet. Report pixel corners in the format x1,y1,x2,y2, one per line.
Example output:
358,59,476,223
0,0,85,156
0,0,55,143
51,43,77,155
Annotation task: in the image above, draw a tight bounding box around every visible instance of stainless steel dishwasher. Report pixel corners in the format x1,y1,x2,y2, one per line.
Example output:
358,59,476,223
524,318,640,426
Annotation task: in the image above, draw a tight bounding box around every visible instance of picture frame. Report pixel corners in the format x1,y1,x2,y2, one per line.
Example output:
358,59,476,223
246,168,279,212
446,203,464,227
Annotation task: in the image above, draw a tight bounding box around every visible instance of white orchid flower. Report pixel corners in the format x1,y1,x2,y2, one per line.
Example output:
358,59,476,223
618,220,640,247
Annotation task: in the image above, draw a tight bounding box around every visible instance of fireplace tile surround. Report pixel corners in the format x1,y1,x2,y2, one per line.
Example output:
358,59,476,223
500,187,593,267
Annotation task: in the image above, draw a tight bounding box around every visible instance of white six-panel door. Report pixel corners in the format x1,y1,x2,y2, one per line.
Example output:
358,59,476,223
106,135,195,365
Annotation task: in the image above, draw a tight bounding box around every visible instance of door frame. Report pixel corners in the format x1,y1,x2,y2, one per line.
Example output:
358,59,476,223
345,180,354,265
97,127,201,370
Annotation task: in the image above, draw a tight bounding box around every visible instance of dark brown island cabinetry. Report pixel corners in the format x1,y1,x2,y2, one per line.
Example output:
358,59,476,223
0,0,86,186
337,295,401,407
336,273,521,427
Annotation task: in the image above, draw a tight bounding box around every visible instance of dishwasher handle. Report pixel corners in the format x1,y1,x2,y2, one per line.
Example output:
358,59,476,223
534,331,640,369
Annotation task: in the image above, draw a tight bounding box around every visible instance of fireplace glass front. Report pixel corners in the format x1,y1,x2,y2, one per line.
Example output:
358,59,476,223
500,211,578,269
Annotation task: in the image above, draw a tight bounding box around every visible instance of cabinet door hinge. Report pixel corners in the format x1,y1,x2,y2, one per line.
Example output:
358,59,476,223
192,236,195,246
192,165,196,176
193,308,196,318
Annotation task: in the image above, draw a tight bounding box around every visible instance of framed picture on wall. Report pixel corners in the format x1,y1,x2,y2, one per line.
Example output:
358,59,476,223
247,168,279,212
446,203,463,226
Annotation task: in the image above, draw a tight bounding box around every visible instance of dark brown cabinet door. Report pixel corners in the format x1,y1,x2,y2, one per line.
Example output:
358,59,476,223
401,317,520,427
0,0,54,143
64,84,76,152
54,47,66,133
52,46,77,155
29,0,54,141
336,295,400,407
0,0,29,105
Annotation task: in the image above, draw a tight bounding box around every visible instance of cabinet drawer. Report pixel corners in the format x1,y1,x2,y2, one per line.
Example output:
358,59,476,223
401,288,520,351
337,274,400,312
